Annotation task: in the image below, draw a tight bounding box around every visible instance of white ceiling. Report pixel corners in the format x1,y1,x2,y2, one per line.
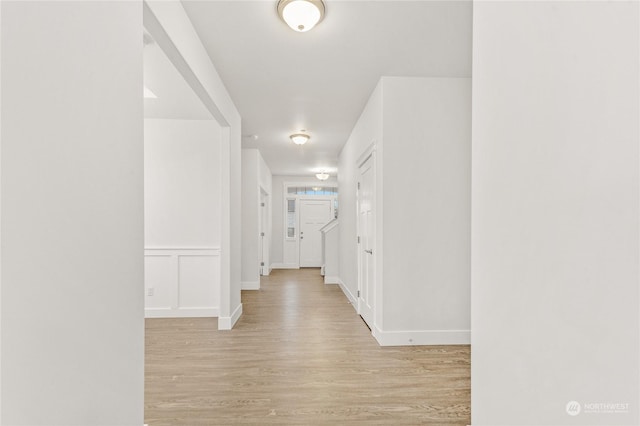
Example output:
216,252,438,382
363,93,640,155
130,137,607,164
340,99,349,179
179,0,472,175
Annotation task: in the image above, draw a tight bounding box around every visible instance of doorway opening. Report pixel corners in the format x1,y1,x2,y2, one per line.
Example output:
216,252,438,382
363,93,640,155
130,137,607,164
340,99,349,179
283,183,338,269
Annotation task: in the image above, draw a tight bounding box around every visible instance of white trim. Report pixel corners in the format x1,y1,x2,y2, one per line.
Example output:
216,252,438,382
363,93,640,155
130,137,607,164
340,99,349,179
145,307,219,318
336,277,357,307
145,247,221,250
356,148,377,328
372,325,470,346
218,303,243,330
241,281,260,290
319,218,339,233
259,188,271,279
145,247,221,256
324,275,340,285
271,262,299,269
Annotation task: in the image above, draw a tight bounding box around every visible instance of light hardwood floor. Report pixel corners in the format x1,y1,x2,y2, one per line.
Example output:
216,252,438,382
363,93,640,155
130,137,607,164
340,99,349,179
145,268,470,425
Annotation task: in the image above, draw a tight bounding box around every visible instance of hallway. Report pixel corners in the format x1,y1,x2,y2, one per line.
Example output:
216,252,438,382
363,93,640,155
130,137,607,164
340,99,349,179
145,269,470,425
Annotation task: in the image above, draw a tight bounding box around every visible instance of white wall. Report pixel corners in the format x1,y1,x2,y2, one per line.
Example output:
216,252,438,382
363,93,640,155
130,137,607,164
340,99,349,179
271,175,338,269
1,3,3,417
145,119,220,248
338,77,470,346
1,2,143,424
381,77,470,340
472,2,639,425
144,119,221,317
145,0,243,329
258,152,272,195
242,150,259,287
338,83,383,308
241,149,272,289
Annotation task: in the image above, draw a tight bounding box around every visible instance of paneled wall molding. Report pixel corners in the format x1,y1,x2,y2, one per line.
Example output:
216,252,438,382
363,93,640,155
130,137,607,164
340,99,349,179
145,247,221,318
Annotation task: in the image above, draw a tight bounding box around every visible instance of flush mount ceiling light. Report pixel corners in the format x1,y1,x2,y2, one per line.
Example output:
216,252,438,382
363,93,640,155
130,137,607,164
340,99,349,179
277,0,325,33
290,132,310,145
316,171,329,181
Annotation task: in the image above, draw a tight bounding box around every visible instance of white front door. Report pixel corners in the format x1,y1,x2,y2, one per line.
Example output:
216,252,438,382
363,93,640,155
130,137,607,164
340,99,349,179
299,199,332,267
358,153,375,328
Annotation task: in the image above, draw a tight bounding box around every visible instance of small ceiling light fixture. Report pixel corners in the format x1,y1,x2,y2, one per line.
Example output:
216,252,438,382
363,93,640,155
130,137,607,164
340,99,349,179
316,171,330,181
277,0,325,33
290,132,310,145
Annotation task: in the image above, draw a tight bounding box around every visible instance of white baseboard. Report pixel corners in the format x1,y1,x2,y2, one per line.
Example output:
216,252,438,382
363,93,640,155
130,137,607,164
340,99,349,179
241,281,260,290
372,325,470,346
218,303,243,330
324,275,340,285
271,262,299,269
336,277,357,307
145,307,219,318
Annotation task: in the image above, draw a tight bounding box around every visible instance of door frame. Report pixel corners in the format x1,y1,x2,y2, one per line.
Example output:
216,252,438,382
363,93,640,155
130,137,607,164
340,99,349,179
282,181,338,268
259,188,270,276
356,144,377,326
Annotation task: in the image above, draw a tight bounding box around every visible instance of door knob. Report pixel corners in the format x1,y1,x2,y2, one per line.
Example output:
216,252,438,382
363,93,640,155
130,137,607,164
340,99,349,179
365,249,373,255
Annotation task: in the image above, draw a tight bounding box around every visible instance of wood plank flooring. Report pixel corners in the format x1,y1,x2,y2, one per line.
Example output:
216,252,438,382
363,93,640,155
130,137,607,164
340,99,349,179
145,268,470,425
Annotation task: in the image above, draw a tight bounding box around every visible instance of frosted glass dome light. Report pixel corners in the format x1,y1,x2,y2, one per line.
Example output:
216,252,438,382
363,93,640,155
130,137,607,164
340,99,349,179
316,172,329,181
277,0,325,33
290,133,310,145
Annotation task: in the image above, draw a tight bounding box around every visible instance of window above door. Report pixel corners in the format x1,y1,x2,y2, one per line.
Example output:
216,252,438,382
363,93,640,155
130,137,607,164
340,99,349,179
287,186,337,196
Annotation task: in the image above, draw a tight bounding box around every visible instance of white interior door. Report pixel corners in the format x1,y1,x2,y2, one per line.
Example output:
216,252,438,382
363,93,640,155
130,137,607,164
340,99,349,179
299,199,332,267
358,153,375,328
260,192,269,275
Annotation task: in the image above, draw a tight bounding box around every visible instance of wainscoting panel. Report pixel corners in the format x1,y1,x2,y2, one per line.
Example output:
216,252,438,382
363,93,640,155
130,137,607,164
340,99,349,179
144,255,175,312
145,248,220,318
